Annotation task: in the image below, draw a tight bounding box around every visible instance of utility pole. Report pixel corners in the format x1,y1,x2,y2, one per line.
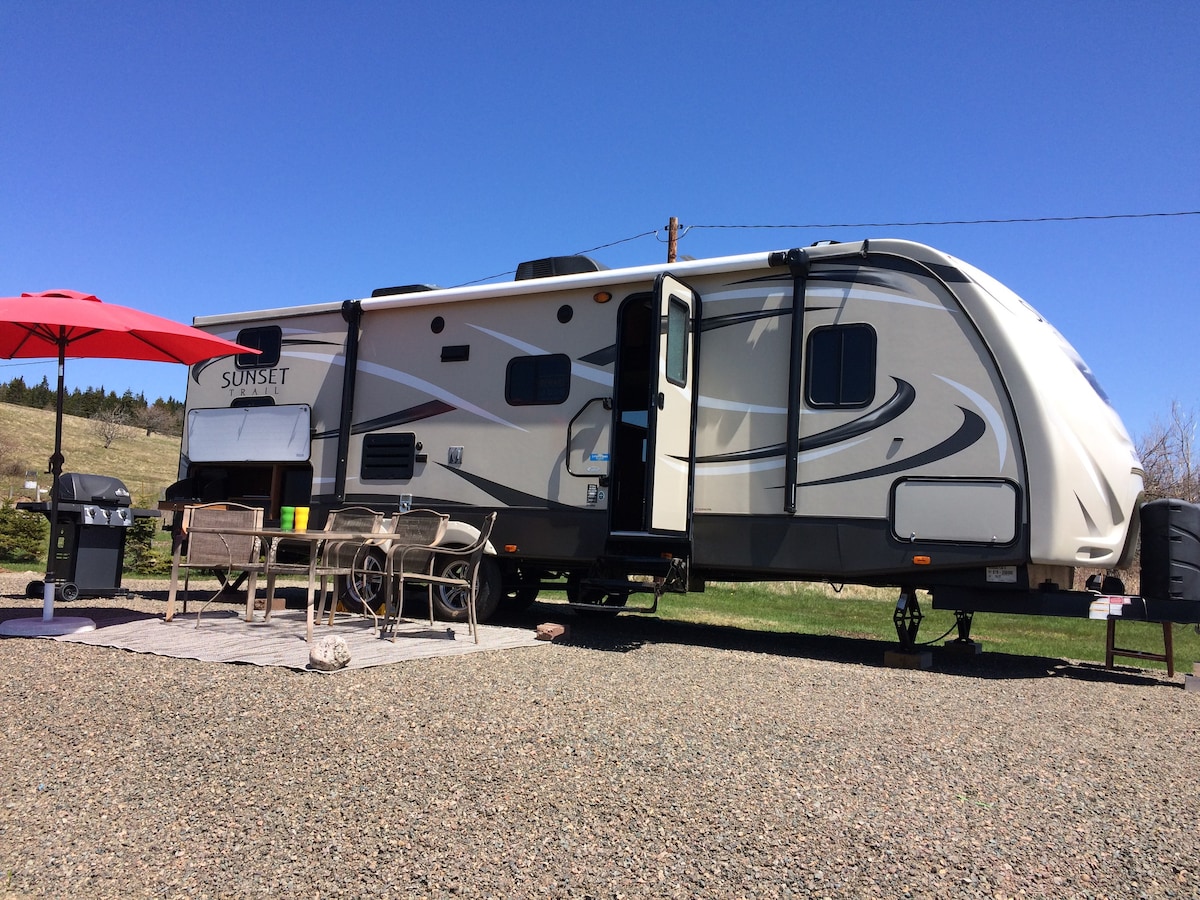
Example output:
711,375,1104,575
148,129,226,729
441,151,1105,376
667,216,678,263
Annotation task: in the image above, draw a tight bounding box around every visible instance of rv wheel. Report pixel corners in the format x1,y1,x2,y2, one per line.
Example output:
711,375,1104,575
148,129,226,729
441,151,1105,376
502,568,543,611
430,555,502,623
336,546,387,615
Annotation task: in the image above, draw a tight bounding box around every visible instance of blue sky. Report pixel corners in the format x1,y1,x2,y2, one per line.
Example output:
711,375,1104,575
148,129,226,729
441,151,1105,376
2,1,1197,440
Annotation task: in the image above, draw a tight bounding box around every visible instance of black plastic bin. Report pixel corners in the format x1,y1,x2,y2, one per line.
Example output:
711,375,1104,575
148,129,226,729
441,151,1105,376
17,473,160,600
1140,497,1200,602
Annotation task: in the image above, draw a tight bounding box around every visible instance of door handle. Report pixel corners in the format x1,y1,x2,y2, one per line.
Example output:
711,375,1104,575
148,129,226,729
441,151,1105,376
656,392,665,410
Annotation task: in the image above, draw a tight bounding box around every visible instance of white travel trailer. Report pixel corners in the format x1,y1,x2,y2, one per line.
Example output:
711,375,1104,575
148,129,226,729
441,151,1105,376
172,238,1200,641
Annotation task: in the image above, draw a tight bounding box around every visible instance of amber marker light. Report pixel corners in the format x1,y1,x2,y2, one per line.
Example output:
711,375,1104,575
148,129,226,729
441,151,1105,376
912,555,931,565
593,291,612,303
504,544,518,553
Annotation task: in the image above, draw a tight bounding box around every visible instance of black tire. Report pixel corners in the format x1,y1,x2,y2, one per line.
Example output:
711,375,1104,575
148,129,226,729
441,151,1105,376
59,582,80,602
429,555,502,623
25,580,43,599
502,567,543,611
334,546,387,615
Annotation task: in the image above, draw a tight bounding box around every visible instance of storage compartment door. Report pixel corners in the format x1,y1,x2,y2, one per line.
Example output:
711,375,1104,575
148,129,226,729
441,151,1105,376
892,479,1018,544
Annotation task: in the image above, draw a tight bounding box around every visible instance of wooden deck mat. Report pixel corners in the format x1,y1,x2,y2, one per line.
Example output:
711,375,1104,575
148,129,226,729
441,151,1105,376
47,608,549,671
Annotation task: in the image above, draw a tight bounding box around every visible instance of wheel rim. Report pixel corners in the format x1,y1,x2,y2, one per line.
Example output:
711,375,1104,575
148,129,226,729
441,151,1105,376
435,559,471,613
346,550,385,611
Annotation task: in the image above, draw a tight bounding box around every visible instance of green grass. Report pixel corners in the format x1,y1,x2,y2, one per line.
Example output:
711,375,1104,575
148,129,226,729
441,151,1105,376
580,580,1197,673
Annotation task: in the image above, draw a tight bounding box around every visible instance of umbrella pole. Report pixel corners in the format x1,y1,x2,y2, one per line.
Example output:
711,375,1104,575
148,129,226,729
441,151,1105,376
0,338,95,637
43,340,67,619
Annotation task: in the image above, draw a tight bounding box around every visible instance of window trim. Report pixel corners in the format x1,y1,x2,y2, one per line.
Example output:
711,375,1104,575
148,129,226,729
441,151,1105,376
505,353,572,407
235,325,282,368
805,323,877,409
664,295,690,388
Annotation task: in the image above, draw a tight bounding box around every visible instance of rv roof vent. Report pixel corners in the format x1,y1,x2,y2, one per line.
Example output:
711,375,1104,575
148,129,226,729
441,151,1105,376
371,284,438,297
515,255,607,281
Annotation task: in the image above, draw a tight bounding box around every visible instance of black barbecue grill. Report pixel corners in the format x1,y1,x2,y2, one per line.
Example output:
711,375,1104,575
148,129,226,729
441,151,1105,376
17,473,160,600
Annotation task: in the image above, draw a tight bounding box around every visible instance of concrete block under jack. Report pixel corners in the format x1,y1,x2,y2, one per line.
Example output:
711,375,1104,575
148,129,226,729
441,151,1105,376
884,649,932,670
943,640,983,656
535,622,570,642
1185,674,1200,694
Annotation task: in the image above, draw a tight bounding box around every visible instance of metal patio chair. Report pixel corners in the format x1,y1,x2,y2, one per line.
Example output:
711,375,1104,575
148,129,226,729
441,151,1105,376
382,512,495,644
165,502,266,626
375,509,451,637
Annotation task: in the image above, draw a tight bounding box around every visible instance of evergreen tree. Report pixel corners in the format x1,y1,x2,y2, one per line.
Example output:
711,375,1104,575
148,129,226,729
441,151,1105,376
4,376,28,406
30,376,54,410
0,501,47,563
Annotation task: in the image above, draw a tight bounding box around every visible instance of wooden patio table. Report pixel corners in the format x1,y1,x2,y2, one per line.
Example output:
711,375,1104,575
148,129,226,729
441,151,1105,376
166,525,388,643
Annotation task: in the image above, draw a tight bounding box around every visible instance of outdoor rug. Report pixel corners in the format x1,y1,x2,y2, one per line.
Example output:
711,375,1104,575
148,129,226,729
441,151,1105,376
45,607,549,671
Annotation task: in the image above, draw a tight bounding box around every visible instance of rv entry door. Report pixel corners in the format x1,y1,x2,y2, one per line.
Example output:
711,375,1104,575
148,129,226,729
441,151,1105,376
648,274,698,533
609,275,699,537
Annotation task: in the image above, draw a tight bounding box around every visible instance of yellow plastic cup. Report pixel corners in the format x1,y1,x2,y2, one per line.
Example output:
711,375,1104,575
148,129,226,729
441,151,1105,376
294,506,310,531
280,506,295,531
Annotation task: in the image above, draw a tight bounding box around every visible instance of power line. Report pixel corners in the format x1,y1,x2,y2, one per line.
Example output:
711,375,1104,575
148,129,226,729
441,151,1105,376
453,230,659,287
453,211,1199,286
574,229,659,255
681,210,1200,231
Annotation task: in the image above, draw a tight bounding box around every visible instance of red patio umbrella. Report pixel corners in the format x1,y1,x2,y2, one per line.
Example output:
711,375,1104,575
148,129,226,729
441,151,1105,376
0,289,257,635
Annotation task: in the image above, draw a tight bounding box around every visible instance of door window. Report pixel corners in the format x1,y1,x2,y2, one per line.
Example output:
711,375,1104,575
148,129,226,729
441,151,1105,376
665,297,690,387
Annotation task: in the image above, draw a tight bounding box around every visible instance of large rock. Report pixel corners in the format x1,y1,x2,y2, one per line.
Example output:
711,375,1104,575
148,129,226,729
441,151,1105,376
309,634,351,671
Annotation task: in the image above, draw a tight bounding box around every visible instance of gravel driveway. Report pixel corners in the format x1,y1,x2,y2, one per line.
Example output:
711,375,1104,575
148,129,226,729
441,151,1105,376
1,573,1197,899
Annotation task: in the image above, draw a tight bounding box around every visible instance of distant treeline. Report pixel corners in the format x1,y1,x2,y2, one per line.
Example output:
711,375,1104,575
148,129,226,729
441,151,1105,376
0,376,184,434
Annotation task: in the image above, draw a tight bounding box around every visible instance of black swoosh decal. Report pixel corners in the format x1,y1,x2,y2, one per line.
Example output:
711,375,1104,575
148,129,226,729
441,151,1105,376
695,378,916,464
436,464,574,510
794,407,986,488
190,355,238,383
700,308,786,331
727,274,793,287
190,337,343,383
315,400,458,440
579,345,616,366
812,256,969,284
347,400,456,436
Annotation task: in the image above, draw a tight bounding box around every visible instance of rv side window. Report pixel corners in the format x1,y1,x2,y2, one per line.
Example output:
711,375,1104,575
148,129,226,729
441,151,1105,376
236,326,282,368
665,296,689,387
806,324,876,408
361,433,417,480
506,354,571,406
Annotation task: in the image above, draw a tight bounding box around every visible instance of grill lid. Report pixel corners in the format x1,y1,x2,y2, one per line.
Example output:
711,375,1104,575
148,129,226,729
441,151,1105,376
55,473,132,506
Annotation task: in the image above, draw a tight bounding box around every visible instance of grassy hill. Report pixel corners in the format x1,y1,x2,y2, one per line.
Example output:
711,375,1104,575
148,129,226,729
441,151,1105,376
0,401,181,507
